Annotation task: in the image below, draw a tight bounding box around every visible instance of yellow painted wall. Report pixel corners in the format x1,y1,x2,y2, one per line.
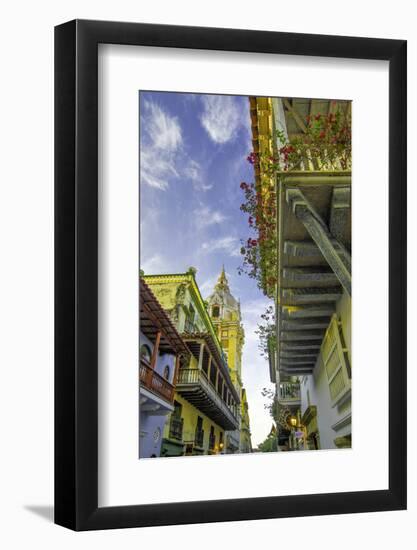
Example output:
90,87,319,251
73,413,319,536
213,318,243,390
163,393,225,455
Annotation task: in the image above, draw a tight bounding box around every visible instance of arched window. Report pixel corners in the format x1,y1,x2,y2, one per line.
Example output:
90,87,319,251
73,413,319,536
212,305,220,318
140,344,152,363
163,365,170,380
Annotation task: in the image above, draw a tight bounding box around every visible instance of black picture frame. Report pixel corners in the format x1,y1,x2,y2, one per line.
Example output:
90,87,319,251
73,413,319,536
55,19,407,531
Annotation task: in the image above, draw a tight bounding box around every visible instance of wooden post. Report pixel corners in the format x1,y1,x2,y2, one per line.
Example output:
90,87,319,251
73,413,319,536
150,331,161,370
173,354,181,386
197,342,205,370
207,355,212,378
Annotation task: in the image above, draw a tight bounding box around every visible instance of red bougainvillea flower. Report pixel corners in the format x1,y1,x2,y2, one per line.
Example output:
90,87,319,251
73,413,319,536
314,114,321,121
246,152,258,165
319,130,326,139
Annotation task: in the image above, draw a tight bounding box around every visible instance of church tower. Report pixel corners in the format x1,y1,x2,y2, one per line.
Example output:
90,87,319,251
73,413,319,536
207,267,244,396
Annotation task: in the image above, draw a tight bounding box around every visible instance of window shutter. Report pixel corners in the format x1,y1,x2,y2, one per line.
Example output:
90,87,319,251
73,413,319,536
322,314,351,406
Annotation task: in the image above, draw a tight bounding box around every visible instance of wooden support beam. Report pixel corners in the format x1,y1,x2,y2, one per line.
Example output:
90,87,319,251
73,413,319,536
283,98,308,133
281,342,321,351
280,330,325,341
281,319,330,331
282,287,343,305
283,267,340,286
281,368,314,375
330,186,351,248
281,305,335,319
280,350,318,358
284,240,324,258
286,188,352,295
280,358,316,366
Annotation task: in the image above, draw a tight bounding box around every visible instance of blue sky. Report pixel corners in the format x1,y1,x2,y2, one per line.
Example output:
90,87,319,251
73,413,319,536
139,91,274,446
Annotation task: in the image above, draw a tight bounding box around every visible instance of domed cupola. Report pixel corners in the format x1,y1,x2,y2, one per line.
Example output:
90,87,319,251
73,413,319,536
207,266,240,321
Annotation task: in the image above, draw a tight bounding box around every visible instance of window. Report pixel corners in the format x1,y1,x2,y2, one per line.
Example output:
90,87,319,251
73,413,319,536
188,304,195,323
209,426,215,449
221,338,229,349
185,304,196,333
322,314,351,406
173,400,182,417
140,344,152,363
212,305,220,318
163,365,170,380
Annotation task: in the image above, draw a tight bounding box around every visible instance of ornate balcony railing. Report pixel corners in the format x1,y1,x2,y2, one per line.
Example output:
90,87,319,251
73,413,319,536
169,416,183,440
277,382,301,406
176,368,239,431
139,359,175,403
194,428,204,448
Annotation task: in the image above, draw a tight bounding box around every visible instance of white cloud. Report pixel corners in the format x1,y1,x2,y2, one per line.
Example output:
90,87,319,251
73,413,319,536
199,274,218,296
194,206,227,229
184,159,213,192
141,99,212,192
140,254,166,275
200,95,241,144
201,235,241,257
140,101,183,190
143,100,182,152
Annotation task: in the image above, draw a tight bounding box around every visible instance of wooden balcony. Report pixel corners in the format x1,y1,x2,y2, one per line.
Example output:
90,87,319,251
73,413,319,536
139,359,175,404
277,382,301,408
169,416,183,440
177,368,239,431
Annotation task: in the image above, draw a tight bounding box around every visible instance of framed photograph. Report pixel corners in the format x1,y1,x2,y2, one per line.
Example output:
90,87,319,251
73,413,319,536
55,20,407,530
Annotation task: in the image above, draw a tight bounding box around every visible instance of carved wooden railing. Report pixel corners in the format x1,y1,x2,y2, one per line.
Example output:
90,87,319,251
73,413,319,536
177,368,238,427
139,359,175,403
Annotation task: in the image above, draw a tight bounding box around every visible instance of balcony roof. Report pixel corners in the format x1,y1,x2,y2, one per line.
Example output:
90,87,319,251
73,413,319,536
182,332,240,403
275,172,351,376
140,278,190,357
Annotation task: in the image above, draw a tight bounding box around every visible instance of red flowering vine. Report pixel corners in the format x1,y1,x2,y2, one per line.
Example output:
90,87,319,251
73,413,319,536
238,106,351,298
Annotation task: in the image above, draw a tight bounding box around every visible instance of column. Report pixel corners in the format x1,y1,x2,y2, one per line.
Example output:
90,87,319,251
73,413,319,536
150,330,161,370
197,342,205,370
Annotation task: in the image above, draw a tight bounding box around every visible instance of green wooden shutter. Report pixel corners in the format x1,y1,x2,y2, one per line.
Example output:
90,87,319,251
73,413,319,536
322,314,351,406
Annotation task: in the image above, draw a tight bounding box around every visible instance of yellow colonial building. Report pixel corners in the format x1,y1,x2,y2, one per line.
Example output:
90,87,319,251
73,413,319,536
207,267,252,453
143,268,241,456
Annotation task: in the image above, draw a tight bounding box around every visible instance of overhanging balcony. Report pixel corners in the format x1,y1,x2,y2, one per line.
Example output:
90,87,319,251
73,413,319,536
277,382,301,408
140,359,175,405
177,368,239,431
